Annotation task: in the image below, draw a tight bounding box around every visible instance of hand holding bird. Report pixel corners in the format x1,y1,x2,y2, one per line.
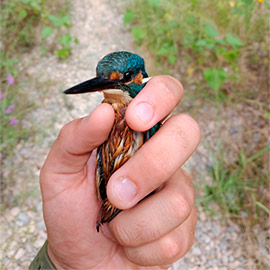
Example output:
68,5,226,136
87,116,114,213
40,62,200,268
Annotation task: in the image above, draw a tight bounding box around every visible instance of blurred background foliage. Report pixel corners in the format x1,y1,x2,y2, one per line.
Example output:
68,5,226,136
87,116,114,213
124,0,269,100
123,0,269,228
124,0,268,101
0,0,76,198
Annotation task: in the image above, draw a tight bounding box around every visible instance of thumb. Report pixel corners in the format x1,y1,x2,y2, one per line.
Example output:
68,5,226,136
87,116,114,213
41,103,114,178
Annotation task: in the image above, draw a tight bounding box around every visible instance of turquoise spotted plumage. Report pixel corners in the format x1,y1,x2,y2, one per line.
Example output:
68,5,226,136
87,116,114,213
64,51,160,232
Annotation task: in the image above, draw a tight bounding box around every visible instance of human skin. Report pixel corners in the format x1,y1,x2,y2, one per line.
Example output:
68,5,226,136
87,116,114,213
40,76,201,269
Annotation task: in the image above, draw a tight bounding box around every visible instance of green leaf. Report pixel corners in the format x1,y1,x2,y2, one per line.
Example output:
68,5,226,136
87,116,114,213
62,15,72,27
62,15,72,24
225,34,243,48
224,50,239,61
132,27,146,42
41,27,54,39
196,39,207,47
6,58,19,67
74,37,79,44
168,55,177,64
18,9,27,20
247,145,270,163
60,34,72,47
30,1,41,11
216,38,226,45
55,48,71,59
203,68,227,92
123,10,135,24
256,201,270,215
205,25,219,37
157,43,178,64
147,0,161,7
49,15,63,27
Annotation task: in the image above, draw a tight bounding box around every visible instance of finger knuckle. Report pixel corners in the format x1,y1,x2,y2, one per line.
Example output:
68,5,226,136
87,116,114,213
180,114,201,139
132,218,160,243
58,121,74,140
167,117,190,150
153,75,183,101
169,190,193,221
141,148,173,182
160,236,181,263
112,221,134,247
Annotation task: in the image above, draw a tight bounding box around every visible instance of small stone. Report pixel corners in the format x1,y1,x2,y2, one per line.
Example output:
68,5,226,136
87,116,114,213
228,255,234,262
28,225,35,233
17,213,30,226
199,211,207,222
221,255,228,265
34,238,45,248
21,237,27,243
14,248,25,260
230,260,241,268
25,243,33,253
10,207,20,217
37,219,46,230
192,247,201,256
230,232,238,241
7,248,15,257
27,211,36,218
212,224,221,237
36,202,43,212
3,257,9,265
208,259,218,266
234,247,242,258
209,121,215,130
203,235,211,244
239,256,245,262
219,240,229,251
226,226,234,233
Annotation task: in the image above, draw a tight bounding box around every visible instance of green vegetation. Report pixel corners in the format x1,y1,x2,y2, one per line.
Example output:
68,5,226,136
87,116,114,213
124,0,268,100
201,142,269,221
1,0,76,203
41,13,79,59
1,0,76,155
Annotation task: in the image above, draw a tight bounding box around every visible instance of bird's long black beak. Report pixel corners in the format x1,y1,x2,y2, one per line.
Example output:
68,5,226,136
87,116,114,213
64,76,121,94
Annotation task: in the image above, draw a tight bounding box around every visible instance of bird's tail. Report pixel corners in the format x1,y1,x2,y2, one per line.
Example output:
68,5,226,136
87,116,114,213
96,199,122,232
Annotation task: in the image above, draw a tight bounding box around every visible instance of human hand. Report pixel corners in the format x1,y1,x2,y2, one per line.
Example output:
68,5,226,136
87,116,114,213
40,75,201,269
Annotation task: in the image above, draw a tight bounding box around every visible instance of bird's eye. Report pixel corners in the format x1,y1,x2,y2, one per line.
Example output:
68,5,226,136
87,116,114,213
123,71,132,81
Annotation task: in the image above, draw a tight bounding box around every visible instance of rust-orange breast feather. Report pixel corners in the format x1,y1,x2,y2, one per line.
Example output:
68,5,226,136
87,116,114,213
95,98,145,231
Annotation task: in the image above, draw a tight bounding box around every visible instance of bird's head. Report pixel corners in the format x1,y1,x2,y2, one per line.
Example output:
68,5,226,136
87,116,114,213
64,51,150,98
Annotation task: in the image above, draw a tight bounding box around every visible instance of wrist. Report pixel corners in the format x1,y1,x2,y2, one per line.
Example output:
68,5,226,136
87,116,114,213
47,242,68,270
29,240,56,270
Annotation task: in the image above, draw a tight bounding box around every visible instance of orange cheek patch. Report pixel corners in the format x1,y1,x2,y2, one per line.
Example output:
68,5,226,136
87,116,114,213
134,71,143,85
110,72,122,80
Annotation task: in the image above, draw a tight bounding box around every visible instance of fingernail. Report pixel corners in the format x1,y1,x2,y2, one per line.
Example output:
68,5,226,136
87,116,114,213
112,177,137,203
135,102,154,123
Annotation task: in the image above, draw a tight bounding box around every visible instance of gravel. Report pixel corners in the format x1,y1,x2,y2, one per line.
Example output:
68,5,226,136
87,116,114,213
1,0,269,269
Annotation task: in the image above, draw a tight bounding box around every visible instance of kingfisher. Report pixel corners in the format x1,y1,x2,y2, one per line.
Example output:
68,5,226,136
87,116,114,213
64,51,160,232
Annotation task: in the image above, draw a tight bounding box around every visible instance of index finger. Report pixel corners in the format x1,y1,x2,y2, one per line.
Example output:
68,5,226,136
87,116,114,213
126,75,183,132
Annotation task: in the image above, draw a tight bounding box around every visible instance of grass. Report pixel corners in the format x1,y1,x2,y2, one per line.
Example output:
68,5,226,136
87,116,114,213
200,142,269,222
124,0,269,101
0,0,76,205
